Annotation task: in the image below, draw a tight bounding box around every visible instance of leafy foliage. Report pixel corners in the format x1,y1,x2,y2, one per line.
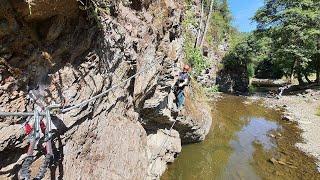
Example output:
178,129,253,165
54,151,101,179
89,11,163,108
253,0,320,84
182,4,209,75
205,85,220,93
223,34,256,78
185,47,209,75
207,11,230,47
206,0,233,48
223,0,319,86
255,60,284,79
183,0,235,75
223,33,284,79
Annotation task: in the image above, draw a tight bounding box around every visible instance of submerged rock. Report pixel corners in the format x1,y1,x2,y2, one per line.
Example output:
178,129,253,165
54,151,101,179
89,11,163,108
282,115,294,122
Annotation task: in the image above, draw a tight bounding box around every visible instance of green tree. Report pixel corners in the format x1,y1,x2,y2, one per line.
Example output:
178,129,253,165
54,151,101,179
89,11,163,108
223,32,285,80
223,34,255,78
219,0,232,24
253,0,320,85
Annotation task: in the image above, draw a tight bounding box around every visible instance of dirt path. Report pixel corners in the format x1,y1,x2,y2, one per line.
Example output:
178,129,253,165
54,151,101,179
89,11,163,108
262,89,320,171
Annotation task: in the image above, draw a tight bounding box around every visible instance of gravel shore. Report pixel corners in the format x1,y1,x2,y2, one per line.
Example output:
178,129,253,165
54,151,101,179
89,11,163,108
262,89,320,171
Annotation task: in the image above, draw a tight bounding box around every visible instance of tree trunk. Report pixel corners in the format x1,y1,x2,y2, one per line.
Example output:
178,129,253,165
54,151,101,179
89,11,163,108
316,70,320,84
304,73,312,84
296,60,305,86
316,55,320,84
297,73,304,85
289,60,296,83
195,0,204,48
200,0,214,49
289,72,294,83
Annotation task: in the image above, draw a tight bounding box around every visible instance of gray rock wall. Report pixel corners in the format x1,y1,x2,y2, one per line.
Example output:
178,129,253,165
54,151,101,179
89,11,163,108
0,0,212,179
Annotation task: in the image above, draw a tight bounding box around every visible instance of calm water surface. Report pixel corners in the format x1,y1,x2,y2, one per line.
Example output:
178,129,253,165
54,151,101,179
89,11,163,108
162,95,282,180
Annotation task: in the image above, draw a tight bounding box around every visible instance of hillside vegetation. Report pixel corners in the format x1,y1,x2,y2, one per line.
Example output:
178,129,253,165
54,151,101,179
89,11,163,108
222,0,320,90
183,0,234,75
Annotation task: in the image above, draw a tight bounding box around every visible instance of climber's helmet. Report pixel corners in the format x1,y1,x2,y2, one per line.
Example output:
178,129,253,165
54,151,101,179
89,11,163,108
183,64,190,72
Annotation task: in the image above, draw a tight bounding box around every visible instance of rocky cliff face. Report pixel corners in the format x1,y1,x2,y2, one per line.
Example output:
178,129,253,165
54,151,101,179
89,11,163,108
217,67,250,93
0,0,212,179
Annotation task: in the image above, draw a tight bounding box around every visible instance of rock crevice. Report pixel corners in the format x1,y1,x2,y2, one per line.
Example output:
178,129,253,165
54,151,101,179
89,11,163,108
0,0,212,179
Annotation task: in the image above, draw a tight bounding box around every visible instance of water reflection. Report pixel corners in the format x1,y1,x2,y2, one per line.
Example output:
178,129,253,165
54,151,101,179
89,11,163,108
222,119,279,180
162,96,282,180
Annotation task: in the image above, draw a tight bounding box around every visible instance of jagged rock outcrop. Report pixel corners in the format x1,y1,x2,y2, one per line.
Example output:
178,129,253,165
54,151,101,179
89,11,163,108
1,0,149,177
137,48,212,144
175,90,212,144
217,67,250,93
146,129,181,179
0,0,213,179
197,42,229,88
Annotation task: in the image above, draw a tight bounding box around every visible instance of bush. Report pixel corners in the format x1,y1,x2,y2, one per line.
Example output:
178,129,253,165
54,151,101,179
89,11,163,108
205,85,220,94
185,46,208,75
255,60,284,79
182,7,208,76
247,63,255,78
207,11,231,47
248,85,257,94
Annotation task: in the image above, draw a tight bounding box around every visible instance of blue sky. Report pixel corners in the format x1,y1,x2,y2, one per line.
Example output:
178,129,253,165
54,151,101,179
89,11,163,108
229,0,264,32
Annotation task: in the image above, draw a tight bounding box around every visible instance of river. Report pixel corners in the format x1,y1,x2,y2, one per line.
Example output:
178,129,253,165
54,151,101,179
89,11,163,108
162,95,320,180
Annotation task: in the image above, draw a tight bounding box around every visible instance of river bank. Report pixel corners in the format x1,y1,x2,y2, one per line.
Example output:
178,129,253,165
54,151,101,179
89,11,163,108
163,94,320,179
253,88,320,171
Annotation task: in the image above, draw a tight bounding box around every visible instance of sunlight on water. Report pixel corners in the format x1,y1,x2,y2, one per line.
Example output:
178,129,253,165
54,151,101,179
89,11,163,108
162,96,281,180
221,118,279,180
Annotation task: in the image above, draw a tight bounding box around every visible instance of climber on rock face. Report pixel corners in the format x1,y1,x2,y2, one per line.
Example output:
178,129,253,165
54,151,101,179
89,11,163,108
174,64,190,111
